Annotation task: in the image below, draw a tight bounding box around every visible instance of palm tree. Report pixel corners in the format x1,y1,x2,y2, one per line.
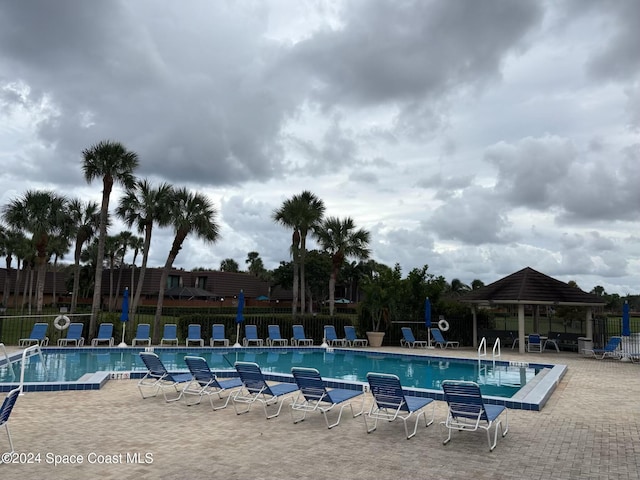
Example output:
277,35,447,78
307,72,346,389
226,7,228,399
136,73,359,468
2,190,69,312
314,216,371,316
104,235,120,312
220,258,239,272
47,235,71,309
67,199,100,313
152,188,219,343
82,140,139,337
128,235,144,313
112,230,133,310
272,191,325,315
117,179,173,316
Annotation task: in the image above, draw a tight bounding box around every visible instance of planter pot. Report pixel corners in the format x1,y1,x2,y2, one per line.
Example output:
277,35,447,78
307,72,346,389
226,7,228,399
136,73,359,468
366,331,385,348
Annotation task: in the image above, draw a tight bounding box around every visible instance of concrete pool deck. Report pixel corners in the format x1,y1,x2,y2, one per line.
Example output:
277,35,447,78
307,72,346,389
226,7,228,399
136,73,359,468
2,346,639,479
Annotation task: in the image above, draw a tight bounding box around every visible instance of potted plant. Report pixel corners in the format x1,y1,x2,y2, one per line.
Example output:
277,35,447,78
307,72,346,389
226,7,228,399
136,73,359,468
359,264,401,347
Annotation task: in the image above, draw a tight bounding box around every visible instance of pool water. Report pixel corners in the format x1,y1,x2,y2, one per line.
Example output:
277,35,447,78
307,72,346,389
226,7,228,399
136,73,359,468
1,347,540,398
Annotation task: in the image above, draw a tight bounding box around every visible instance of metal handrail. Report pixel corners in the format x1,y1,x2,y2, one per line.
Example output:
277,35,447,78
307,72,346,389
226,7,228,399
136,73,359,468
19,344,47,392
0,343,16,380
492,337,501,366
478,337,487,364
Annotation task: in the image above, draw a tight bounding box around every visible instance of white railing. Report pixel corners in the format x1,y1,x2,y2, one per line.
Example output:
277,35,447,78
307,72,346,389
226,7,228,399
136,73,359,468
19,344,47,392
478,337,487,363
0,343,16,380
492,337,501,366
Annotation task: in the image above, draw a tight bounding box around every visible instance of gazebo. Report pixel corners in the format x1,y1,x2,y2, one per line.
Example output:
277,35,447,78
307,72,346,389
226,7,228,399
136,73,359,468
459,267,606,353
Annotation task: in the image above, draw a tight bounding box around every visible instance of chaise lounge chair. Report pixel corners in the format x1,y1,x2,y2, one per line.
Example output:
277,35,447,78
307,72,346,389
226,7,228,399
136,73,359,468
344,325,368,347
364,372,435,439
431,328,459,349
210,324,230,347
138,352,192,402
584,336,622,360
91,323,114,347
161,324,179,346
400,327,429,348
57,323,85,347
243,325,264,347
267,325,288,346
132,323,151,347
0,387,21,453
290,367,364,429
18,323,49,347
183,356,242,409
232,361,298,419
441,380,509,452
323,325,347,347
291,325,313,346
186,324,204,347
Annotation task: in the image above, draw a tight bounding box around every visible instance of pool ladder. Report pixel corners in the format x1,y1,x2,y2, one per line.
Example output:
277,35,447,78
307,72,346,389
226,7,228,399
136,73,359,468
478,337,501,367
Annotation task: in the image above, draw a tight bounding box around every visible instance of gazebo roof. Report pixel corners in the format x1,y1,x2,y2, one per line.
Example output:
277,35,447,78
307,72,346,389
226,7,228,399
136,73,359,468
459,267,606,307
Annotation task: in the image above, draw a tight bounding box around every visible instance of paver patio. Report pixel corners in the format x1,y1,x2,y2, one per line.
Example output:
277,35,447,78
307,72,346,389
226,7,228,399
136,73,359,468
2,347,639,480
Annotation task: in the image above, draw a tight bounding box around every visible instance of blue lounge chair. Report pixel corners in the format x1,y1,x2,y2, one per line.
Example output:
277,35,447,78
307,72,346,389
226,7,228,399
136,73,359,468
161,324,179,346
91,323,114,347
365,372,435,439
186,324,204,347
290,367,364,429
210,324,229,347
243,325,264,347
18,323,49,347
527,333,543,353
138,352,192,402
183,356,242,409
291,325,313,346
441,380,509,451
585,336,622,359
232,362,298,419
344,325,368,347
431,328,459,349
266,325,288,346
0,387,21,453
400,327,428,348
57,323,84,347
323,325,347,347
132,323,151,346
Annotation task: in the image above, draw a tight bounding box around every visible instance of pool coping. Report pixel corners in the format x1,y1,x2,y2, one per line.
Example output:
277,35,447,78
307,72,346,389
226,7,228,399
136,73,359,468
0,346,566,410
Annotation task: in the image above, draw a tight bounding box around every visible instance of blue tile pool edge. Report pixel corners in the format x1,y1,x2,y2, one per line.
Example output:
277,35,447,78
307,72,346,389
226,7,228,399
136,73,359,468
0,346,566,410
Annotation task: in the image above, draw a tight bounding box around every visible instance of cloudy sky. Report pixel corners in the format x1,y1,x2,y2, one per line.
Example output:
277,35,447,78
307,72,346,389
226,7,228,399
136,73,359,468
0,0,638,296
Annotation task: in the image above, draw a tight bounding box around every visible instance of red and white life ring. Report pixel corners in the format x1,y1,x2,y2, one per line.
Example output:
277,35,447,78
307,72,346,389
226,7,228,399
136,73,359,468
54,315,71,330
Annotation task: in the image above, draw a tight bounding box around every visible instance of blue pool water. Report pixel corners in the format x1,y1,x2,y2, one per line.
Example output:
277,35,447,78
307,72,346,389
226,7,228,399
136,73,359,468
1,347,543,399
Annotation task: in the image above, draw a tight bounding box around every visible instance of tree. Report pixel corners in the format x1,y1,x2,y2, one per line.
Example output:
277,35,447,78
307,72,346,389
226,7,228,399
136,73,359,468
2,190,69,312
67,199,100,312
272,191,325,315
246,251,267,277
471,279,485,290
152,188,219,343
359,262,402,332
447,278,471,296
117,179,173,316
220,258,240,272
314,216,370,316
82,140,139,337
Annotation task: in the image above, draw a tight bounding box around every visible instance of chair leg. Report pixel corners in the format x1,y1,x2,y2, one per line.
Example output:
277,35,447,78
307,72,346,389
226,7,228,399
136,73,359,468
4,423,14,453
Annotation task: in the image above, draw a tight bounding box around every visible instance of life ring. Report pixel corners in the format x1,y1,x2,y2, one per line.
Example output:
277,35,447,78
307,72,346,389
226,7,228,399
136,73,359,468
54,315,71,330
438,318,450,332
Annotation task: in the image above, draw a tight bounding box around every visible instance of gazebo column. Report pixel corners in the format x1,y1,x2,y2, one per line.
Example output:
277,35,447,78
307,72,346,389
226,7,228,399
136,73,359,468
586,307,593,339
518,304,525,354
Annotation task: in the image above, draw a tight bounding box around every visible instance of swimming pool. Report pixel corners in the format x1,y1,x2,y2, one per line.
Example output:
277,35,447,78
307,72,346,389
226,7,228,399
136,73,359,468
0,347,565,410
